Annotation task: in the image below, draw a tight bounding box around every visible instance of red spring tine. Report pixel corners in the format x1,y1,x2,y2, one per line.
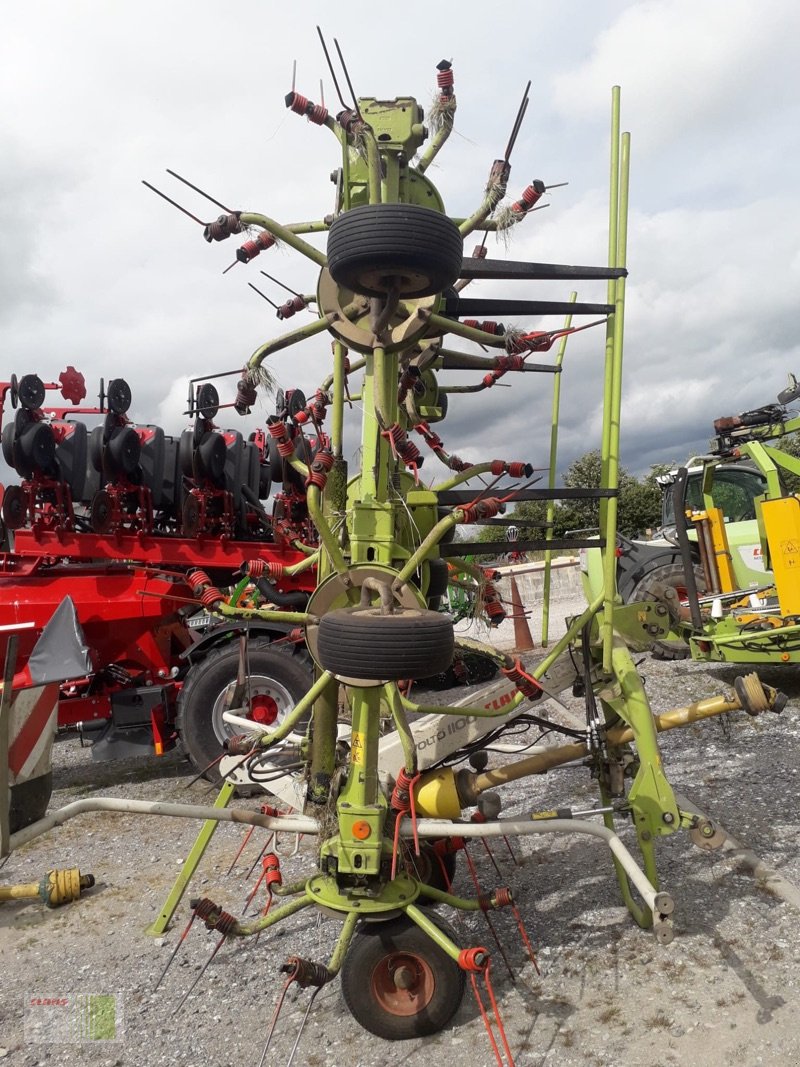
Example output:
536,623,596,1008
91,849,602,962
152,910,197,992
468,970,504,1066
285,984,323,1067
244,832,276,881
483,961,516,1066
171,933,227,1016
512,902,540,974
226,824,256,877
257,973,296,1067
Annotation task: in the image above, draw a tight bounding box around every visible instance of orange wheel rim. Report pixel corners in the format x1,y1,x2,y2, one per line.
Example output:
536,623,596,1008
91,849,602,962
370,952,436,1016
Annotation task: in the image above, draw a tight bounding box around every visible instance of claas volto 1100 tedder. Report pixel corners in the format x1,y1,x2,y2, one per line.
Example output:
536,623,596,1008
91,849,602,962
4,37,789,1063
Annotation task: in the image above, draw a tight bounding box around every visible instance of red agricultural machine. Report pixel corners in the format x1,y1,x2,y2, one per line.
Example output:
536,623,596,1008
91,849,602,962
0,366,319,782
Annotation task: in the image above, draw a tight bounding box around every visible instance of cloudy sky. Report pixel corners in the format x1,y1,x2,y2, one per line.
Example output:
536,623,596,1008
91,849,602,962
2,0,799,485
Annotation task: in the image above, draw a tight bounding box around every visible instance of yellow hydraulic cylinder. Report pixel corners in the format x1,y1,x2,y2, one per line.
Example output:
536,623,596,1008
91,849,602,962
761,496,800,616
692,508,736,593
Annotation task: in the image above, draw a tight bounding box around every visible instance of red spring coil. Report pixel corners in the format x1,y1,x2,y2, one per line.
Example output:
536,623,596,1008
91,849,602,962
288,91,309,115
494,887,514,907
200,585,223,608
187,568,211,593
191,897,218,921
308,102,328,125
225,734,255,755
259,804,280,817
437,66,454,91
485,600,506,625
490,460,506,476
282,957,331,989
464,319,504,336
277,294,307,320
513,180,546,214
477,894,492,912
506,461,528,478
305,462,327,490
246,559,284,580
277,438,295,458
263,853,282,888
482,372,496,388
315,450,334,472
460,497,503,524
432,837,464,857
501,659,543,701
391,767,414,813
235,376,257,415
397,438,422,465
236,231,276,263
415,422,444,451
212,909,237,936
458,947,489,972
267,420,288,441
203,213,242,243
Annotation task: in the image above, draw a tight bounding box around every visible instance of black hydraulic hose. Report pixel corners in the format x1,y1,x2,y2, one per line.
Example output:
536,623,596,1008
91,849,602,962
241,484,271,528
254,577,310,610
672,468,703,630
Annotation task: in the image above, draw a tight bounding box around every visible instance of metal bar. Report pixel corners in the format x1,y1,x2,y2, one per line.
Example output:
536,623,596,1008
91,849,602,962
438,487,616,505
408,818,672,925
441,538,605,556
247,313,334,370
542,293,577,646
239,212,327,268
672,470,703,629
0,634,19,857
458,259,628,281
445,297,614,318
600,88,622,673
9,793,317,856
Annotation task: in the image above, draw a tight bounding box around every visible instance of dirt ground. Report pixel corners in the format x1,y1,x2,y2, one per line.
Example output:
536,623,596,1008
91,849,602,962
2,651,799,1067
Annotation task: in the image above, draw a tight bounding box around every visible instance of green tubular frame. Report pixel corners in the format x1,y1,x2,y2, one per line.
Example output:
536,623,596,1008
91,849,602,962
161,79,700,986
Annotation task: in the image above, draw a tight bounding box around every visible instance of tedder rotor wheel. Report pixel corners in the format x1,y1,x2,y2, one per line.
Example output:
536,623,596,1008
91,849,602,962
176,638,313,782
341,914,465,1040
316,607,454,680
326,203,464,299
628,560,706,661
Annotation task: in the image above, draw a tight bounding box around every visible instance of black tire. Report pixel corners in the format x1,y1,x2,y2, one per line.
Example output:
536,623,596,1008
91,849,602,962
425,558,450,601
327,204,464,299
629,561,705,661
176,638,313,782
341,914,465,1040
9,772,52,834
317,608,454,680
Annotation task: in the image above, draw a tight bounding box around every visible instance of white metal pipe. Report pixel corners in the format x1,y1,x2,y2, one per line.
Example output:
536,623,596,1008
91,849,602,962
8,797,319,851
407,817,672,917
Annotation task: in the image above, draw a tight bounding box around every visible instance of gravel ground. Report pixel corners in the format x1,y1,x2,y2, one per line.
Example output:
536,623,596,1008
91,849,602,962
2,634,800,1066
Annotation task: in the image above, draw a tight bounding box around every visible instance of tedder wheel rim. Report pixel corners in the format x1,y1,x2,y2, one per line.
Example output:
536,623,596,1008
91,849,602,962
370,952,436,1017
210,672,297,746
